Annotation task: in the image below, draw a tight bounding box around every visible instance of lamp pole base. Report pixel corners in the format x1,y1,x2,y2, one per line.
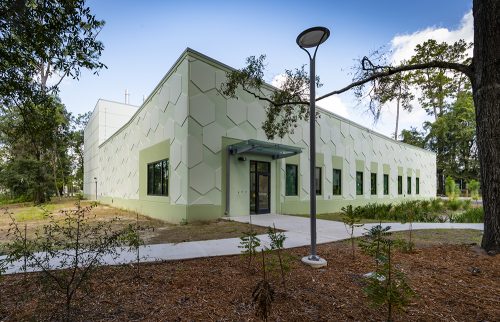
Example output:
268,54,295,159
301,255,327,268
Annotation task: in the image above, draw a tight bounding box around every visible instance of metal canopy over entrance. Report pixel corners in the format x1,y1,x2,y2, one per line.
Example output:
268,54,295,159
228,139,302,160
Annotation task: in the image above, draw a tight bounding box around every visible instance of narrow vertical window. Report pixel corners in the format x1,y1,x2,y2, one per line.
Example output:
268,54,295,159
332,169,341,195
398,175,403,195
285,164,298,196
383,174,389,195
356,171,363,195
407,176,412,194
416,177,420,195
315,167,322,195
371,173,377,195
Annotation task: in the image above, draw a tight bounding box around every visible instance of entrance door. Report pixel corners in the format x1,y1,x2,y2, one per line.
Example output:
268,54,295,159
250,161,271,214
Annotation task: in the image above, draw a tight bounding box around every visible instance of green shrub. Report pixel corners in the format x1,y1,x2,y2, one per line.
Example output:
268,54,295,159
468,179,480,201
445,176,456,199
430,198,444,212
447,199,463,211
452,207,484,223
462,199,472,210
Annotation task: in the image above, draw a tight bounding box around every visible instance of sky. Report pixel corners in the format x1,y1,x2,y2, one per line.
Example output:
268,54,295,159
59,0,473,138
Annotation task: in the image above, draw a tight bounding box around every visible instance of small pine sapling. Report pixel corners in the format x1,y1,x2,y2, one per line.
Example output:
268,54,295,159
363,241,415,322
359,224,392,267
252,250,275,322
399,204,418,253
341,205,364,259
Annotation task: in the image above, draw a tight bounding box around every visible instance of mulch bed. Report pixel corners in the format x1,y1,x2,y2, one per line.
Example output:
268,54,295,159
0,242,498,321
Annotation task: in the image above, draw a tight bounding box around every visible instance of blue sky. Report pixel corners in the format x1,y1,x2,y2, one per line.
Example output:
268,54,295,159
59,0,473,137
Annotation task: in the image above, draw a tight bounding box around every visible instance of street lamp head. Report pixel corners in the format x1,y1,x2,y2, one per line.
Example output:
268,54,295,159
296,26,330,49
94,177,97,181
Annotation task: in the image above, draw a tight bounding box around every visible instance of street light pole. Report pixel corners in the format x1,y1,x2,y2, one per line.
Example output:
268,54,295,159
297,26,330,268
94,177,98,200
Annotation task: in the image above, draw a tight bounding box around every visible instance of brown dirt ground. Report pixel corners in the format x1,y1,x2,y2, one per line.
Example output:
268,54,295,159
0,239,498,321
0,199,267,253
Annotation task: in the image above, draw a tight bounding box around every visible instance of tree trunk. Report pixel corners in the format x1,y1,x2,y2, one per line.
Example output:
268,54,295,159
473,0,500,253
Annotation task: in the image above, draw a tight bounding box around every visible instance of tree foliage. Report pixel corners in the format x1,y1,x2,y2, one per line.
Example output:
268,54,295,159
0,0,105,203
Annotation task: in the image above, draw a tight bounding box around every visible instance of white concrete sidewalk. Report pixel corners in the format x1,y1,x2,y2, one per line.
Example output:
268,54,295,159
0,214,483,274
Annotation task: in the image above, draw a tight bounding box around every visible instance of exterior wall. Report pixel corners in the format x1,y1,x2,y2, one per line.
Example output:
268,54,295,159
84,55,190,222
185,50,436,218
83,100,137,199
84,48,436,223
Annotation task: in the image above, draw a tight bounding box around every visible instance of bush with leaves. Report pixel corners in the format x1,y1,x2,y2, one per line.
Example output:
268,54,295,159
364,241,415,322
451,207,484,223
341,205,364,259
468,179,480,202
445,176,457,200
4,202,138,321
239,230,261,270
264,224,290,289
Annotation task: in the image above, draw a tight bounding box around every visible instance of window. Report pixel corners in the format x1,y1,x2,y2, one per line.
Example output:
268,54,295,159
416,177,420,194
383,174,389,195
147,159,169,196
332,169,341,195
398,175,403,195
407,176,412,194
371,173,377,195
315,167,322,195
285,164,298,196
356,171,363,195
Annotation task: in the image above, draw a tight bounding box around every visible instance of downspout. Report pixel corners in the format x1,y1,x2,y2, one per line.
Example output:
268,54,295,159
225,146,231,216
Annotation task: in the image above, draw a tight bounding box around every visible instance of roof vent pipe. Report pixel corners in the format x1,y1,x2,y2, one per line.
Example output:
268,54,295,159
125,89,130,104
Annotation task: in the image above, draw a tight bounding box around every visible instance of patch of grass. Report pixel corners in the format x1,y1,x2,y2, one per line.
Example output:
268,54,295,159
388,229,482,248
14,208,48,221
289,212,392,223
145,219,269,244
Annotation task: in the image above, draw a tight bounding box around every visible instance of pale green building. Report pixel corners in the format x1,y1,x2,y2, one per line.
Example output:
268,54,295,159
83,48,436,223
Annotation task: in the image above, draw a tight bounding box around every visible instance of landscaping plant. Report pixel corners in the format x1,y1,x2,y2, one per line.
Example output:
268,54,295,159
4,201,137,321
445,176,457,200
252,250,275,322
363,241,415,322
120,213,145,279
239,230,261,270
359,224,392,267
266,224,289,289
468,179,480,203
341,205,364,259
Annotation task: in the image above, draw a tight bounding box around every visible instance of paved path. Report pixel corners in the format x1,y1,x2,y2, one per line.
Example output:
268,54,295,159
1,215,483,274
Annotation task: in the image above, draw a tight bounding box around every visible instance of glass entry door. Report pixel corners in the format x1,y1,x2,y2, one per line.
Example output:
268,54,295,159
250,161,271,214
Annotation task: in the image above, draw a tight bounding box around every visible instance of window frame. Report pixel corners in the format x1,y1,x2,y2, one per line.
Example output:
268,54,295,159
398,175,403,195
332,168,342,195
285,164,298,196
356,171,364,195
147,159,169,197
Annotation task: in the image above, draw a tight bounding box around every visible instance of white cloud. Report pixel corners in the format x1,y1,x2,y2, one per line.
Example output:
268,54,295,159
317,95,350,119
270,74,286,88
391,10,473,64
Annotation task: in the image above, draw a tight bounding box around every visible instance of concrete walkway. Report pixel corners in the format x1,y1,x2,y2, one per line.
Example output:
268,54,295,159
1,214,483,274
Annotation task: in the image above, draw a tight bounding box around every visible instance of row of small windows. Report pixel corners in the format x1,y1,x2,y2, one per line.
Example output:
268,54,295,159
147,159,169,196
285,164,420,197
